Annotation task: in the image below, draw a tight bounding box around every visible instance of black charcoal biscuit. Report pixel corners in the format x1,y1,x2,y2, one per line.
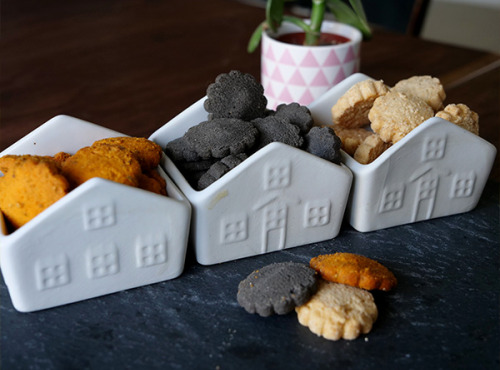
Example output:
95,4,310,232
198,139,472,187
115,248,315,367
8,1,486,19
165,136,202,162
274,103,314,134
237,262,318,317
252,116,304,149
197,153,247,190
184,118,259,160
304,126,342,165
204,70,268,121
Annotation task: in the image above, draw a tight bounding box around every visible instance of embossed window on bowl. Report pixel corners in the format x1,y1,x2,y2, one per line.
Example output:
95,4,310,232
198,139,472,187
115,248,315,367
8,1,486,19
422,137,446,162
451,172,475,198
379,184,405,213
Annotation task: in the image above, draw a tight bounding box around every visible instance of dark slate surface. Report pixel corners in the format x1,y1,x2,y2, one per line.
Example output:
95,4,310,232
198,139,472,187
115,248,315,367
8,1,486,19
1,181,499,370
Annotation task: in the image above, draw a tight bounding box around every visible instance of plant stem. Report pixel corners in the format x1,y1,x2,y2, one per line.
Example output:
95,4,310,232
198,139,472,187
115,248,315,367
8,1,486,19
305,0,325,45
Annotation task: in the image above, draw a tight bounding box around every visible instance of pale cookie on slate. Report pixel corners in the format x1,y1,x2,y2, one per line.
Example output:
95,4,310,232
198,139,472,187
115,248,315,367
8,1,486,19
435,103,479,135
392,75,446,112
332,125,372,156
331,79,390,129
369,90,434,144
295,280,378,341
354,133,391,164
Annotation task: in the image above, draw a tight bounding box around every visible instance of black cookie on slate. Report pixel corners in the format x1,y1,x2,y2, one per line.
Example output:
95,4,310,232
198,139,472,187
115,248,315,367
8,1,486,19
252,116,304,150
204,70,268,121
184,118,259,160
303,126,342,165
274,102,314,134
237,262,319,317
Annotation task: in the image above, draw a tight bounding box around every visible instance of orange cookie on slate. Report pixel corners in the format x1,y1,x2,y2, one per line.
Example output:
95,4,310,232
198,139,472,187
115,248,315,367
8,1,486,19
310,253,397,291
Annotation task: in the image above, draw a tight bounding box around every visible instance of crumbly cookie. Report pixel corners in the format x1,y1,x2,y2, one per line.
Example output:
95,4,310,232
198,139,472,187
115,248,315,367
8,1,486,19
93,137,163,170
138,169,167,196
310,253,397,291
435,103,479,135
331,79,390,128
274,102,314,133
303,126,342,165
331,126,372,156
392,75,446,112
295,280,378,341
197,153,247,190
237,262,319,317
184,118,259,159
369,90,434,143
353,133,391,164
0,155,70,229
252,116,304,149
61,144,143,187
204,70,268,121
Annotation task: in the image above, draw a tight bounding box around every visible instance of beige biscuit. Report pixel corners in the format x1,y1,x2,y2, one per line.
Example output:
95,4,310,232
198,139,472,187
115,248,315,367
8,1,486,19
392,75,446,112
354,133,391,164
332,126,372,156
331,80,390,128
295,280,378,341
435,103,479,135
369,91,434,143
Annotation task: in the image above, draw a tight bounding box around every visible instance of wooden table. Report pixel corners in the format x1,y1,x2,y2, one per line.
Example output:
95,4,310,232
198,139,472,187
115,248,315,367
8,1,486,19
1,0,498,180
1,1,499,369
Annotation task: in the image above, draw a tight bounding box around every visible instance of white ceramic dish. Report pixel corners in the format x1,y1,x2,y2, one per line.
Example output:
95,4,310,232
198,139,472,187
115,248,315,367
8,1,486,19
0,115,191,312
150,99,353,265
309,73,497,232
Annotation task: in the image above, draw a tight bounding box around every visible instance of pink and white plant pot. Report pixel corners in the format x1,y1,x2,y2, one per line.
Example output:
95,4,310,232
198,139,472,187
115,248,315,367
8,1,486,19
261,20,363,109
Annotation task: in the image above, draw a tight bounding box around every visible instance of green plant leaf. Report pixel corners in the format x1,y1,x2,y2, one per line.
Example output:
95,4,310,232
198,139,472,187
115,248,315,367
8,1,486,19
326,0,372,39
266,0,286,32
247,22,265,53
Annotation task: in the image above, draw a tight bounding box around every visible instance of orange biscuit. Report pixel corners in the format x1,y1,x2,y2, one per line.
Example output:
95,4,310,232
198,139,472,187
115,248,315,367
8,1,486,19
353,133,391,164
138,169,167,196
332,125,372,156
92,137,162,171
0,155,70,229
61,144,142,188
310,253,397,291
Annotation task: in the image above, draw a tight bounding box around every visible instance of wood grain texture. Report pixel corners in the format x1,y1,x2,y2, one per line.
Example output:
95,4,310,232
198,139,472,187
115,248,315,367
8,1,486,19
1,0,498,179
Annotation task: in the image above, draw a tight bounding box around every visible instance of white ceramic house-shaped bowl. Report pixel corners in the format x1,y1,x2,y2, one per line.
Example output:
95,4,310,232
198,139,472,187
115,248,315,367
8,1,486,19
309,73,497,232
0,115,191,312
150,98,353,265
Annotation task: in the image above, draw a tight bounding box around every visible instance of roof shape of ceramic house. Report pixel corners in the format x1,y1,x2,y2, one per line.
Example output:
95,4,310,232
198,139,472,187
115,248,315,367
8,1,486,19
309,73,497,232
0,115,191,312
150,98,353,265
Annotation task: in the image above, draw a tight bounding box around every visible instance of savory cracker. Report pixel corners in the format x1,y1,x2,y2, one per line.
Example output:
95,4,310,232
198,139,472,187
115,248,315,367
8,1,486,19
0,155,70,229
331,79,390,128
353,133,391,164
310,253,397,291
435,103,479,135
369,90,434,143
295,280,378,341
392,75,446,112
